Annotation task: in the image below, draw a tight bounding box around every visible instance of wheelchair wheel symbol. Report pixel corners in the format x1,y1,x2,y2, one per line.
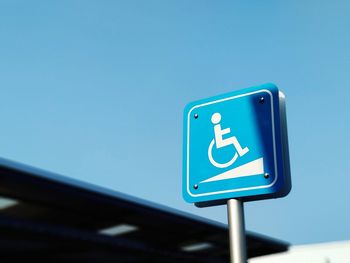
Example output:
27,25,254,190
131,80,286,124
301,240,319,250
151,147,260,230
208,139,238,168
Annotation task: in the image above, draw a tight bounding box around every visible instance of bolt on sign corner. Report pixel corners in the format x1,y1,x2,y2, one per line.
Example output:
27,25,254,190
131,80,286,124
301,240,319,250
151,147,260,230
182,83,291,207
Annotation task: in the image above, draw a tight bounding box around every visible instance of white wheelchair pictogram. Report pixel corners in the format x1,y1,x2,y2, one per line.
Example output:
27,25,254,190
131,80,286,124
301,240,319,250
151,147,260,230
208,112,249,169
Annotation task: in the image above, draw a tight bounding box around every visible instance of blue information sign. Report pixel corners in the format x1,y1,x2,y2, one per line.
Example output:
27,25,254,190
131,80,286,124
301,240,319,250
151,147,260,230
183,83,291,206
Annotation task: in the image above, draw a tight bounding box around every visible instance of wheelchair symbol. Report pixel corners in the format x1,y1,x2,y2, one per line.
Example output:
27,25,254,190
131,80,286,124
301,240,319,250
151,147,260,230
208,112,249,169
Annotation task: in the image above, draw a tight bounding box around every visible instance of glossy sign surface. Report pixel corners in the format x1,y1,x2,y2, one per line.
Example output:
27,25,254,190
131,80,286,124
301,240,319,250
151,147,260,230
183,84,291,206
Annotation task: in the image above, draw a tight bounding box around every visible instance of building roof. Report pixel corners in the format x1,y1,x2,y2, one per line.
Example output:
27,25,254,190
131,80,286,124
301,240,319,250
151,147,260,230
0,157,289,262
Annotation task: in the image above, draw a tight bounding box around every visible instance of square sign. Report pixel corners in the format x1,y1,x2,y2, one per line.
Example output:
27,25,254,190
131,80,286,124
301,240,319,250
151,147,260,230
183,84,291,207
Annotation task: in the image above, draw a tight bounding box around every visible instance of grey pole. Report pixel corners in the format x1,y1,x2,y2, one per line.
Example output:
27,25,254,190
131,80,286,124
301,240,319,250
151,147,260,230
227,199,247,263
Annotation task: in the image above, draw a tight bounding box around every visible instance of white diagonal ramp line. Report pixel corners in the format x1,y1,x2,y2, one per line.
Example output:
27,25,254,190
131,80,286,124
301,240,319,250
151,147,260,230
200,158,264,183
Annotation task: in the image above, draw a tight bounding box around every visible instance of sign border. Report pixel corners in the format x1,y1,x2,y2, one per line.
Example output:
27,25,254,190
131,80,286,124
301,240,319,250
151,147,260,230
185,89,278,198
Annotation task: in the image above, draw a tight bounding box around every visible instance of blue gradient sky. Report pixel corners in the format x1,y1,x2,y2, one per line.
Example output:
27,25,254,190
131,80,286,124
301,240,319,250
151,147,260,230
1,1,349,245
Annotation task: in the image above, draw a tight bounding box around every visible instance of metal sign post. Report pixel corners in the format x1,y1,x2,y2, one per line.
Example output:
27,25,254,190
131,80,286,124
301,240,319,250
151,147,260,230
227,199,246,263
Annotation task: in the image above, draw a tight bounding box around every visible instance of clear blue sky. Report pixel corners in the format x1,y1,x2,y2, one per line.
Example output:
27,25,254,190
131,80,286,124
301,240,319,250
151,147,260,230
0,1,349,245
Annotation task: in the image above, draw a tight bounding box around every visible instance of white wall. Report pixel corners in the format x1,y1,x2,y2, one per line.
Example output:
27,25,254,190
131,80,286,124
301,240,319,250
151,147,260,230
250,241,350,263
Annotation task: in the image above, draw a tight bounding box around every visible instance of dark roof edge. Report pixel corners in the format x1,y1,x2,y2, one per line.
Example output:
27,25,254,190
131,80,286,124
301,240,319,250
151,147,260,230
0,156,290,249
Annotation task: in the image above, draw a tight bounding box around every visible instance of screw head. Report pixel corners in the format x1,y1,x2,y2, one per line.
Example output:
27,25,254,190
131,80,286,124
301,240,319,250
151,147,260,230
193,184,198,189
194,113,199,119
264,173,269,179
259,97,265,103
